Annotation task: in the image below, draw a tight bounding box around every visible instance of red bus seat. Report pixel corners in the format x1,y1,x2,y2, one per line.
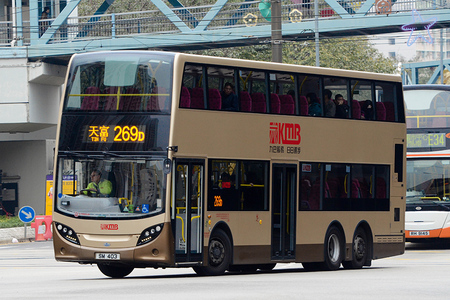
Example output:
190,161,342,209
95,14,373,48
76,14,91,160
239,91,252,112
376,102,386,121
180,86,191,108
104,87,120,110
190,87,205,109
352,100,361,119
300,96,309,116
270,93,281,114
279,94,295,115
208,89,222,110
81,86,101,110
251,92,267,113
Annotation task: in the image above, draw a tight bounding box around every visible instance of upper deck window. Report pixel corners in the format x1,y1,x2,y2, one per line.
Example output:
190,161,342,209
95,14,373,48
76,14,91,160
64,52,174,113
180,62,405,124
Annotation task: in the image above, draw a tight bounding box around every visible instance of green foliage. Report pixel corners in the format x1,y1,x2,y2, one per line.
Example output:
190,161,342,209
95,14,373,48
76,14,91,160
0,216,24,228
193,37,397,74
77,1,396,74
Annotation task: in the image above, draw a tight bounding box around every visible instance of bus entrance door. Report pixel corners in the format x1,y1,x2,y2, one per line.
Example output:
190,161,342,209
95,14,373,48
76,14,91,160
271,164,297,260
173,160,204,263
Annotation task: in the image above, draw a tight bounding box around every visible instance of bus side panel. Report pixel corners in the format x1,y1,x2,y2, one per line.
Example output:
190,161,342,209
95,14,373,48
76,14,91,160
232,245,272,264
372,235,404,259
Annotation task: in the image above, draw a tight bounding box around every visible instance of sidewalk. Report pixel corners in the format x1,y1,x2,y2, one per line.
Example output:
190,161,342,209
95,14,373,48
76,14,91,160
0,226,35,244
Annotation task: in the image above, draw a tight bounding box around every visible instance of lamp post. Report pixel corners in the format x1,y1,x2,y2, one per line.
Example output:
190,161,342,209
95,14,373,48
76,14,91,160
271,0,282,63
315,0,319,67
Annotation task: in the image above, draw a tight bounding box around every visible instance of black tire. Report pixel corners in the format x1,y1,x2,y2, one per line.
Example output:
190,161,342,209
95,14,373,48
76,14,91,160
193,229,231,276
97,264,134,278
323,226,344,271
342,227,369,269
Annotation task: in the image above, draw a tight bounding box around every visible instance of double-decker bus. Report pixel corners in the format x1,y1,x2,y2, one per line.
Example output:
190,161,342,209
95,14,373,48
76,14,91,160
405,85,450,241
53,51,406,278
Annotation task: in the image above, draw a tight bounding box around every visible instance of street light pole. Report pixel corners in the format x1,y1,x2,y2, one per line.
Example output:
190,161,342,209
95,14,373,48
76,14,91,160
271,0,282,63
315,0,319,67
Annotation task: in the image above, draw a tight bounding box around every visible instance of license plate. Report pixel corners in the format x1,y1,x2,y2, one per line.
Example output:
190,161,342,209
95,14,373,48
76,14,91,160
409,231,430,236
95,253,120,260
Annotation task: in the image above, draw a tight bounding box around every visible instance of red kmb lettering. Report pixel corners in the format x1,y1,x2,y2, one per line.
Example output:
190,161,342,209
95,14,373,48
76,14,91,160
100,224,119,230
269,122,301,145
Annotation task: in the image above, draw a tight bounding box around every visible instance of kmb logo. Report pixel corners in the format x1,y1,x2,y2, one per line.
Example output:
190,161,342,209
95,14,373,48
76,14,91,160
269,122,301,145
100,224,119,230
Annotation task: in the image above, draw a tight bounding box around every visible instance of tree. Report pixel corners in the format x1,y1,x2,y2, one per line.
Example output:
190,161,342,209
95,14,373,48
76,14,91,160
192,36,397,74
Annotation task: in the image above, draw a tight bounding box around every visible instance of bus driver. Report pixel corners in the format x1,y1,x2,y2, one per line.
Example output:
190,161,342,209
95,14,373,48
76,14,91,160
82,170,112,196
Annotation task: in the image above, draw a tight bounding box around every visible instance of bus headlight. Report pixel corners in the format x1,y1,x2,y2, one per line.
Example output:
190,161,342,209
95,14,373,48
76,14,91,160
137,223,164,246
55,222,80,245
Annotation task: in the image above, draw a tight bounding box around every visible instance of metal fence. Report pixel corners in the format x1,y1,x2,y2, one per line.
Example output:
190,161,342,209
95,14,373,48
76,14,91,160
0,0,447,46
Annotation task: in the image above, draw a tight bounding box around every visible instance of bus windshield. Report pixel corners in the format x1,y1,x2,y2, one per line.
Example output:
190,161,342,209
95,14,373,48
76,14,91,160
404,88,450,129
56,156,166,218
64,51,174,113
406,158,450,206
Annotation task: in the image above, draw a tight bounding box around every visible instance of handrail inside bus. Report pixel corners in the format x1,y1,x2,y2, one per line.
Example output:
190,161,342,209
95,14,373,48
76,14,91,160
176,216,185,242
421,196,442,201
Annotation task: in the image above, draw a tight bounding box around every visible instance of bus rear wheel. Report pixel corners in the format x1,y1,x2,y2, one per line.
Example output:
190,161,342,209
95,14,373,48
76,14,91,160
97,263,134,278
323,226,344,271
193,229,231,276
343,227,369,269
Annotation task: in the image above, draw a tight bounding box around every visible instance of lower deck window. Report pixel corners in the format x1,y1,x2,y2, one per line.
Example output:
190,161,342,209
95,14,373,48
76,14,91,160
300,162,390,211
208,160,269,211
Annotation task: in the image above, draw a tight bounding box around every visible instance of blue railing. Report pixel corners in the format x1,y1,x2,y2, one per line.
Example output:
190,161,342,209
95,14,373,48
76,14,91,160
0,0,447,46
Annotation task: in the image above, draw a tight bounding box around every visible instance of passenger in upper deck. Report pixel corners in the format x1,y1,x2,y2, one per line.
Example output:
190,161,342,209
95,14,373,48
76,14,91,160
323,89,336,117
221,82,238,111
306,92,321,116
335,94,349,118
81,170,112,197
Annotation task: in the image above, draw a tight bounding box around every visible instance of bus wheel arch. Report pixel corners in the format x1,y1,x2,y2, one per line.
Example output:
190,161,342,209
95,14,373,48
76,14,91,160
193,222,233,276
343,221,373,269
323,221,345,271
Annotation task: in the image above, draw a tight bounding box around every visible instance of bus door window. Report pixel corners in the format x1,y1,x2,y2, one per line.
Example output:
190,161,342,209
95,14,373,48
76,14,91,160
271,164,296,259
174,162,203,261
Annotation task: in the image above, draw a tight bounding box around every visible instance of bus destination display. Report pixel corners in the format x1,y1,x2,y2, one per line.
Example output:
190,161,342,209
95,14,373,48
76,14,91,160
85,125,146,143
407,133,446,148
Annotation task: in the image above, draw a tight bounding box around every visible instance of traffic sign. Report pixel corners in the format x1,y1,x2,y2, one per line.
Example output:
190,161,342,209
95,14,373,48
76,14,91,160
18,206,35,223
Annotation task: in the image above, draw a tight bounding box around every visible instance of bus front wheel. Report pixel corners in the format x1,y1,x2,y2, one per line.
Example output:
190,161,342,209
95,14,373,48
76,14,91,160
97,263,134,278
342,227,369,269
323,226,344,271
193,229,231,276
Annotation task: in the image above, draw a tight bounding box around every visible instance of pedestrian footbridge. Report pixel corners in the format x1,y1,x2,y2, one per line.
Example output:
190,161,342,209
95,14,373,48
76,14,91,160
1,0,449,65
